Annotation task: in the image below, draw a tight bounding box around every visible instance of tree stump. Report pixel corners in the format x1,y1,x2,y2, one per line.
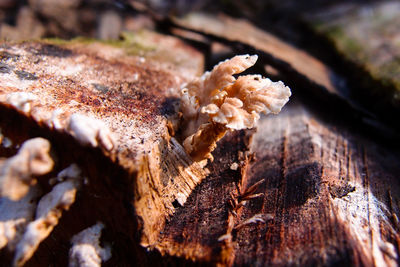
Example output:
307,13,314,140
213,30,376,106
0,22,399,267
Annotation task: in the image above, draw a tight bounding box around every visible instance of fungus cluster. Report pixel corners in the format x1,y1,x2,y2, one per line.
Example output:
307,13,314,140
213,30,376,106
69,222,111,267
180,54,291,162
0,138,53,201
0,139,110,267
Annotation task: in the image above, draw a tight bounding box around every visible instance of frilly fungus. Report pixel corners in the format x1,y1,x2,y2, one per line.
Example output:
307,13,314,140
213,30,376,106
180,54,291,162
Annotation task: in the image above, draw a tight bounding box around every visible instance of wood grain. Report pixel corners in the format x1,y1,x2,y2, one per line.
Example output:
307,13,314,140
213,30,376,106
1,37,399,266
155,99,400,266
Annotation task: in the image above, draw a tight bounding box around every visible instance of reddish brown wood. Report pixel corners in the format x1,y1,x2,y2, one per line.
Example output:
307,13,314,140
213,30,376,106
0,35,399,267
154,99,400,266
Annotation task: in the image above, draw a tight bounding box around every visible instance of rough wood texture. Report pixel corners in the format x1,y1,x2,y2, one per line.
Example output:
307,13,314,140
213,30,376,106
154,98,400,266
0,38,208,266
0,29,399,267
233,101,400,266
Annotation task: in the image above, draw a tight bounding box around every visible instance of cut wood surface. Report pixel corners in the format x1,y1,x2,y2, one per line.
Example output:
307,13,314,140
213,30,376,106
236,101,400,266
155,99,400,266
0,37,208,266
0,24,399,267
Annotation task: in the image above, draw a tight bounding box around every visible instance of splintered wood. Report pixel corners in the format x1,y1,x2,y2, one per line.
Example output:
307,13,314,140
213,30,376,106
0,37,207,266
0,34,399,267
155,101,400,266
231,103,400,266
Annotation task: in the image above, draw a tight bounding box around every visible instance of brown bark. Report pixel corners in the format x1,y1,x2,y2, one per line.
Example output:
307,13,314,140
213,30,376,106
0,31,399,267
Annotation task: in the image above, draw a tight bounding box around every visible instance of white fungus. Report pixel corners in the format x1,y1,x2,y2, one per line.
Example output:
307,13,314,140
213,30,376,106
13,178,81,267
67,113,115,151
180,54,291,161
6,92,38,114
0,138,53,201
69,222,111,267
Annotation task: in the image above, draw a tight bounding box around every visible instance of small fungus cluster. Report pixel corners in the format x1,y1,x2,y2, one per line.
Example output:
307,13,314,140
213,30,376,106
0,138,110,267
180,54,291,162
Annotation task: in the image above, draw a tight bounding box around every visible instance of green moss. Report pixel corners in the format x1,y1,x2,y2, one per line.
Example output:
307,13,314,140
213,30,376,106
380,59,400,91
41,37,101,46
322,25,366,64
43,31,157,57
308,3,400,112
111,31,157,56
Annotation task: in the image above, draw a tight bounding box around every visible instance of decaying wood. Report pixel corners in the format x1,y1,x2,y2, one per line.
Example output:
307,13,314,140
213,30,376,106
234,101,400,266
0,37,209,265
155,99,400,266
0,27,399,267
